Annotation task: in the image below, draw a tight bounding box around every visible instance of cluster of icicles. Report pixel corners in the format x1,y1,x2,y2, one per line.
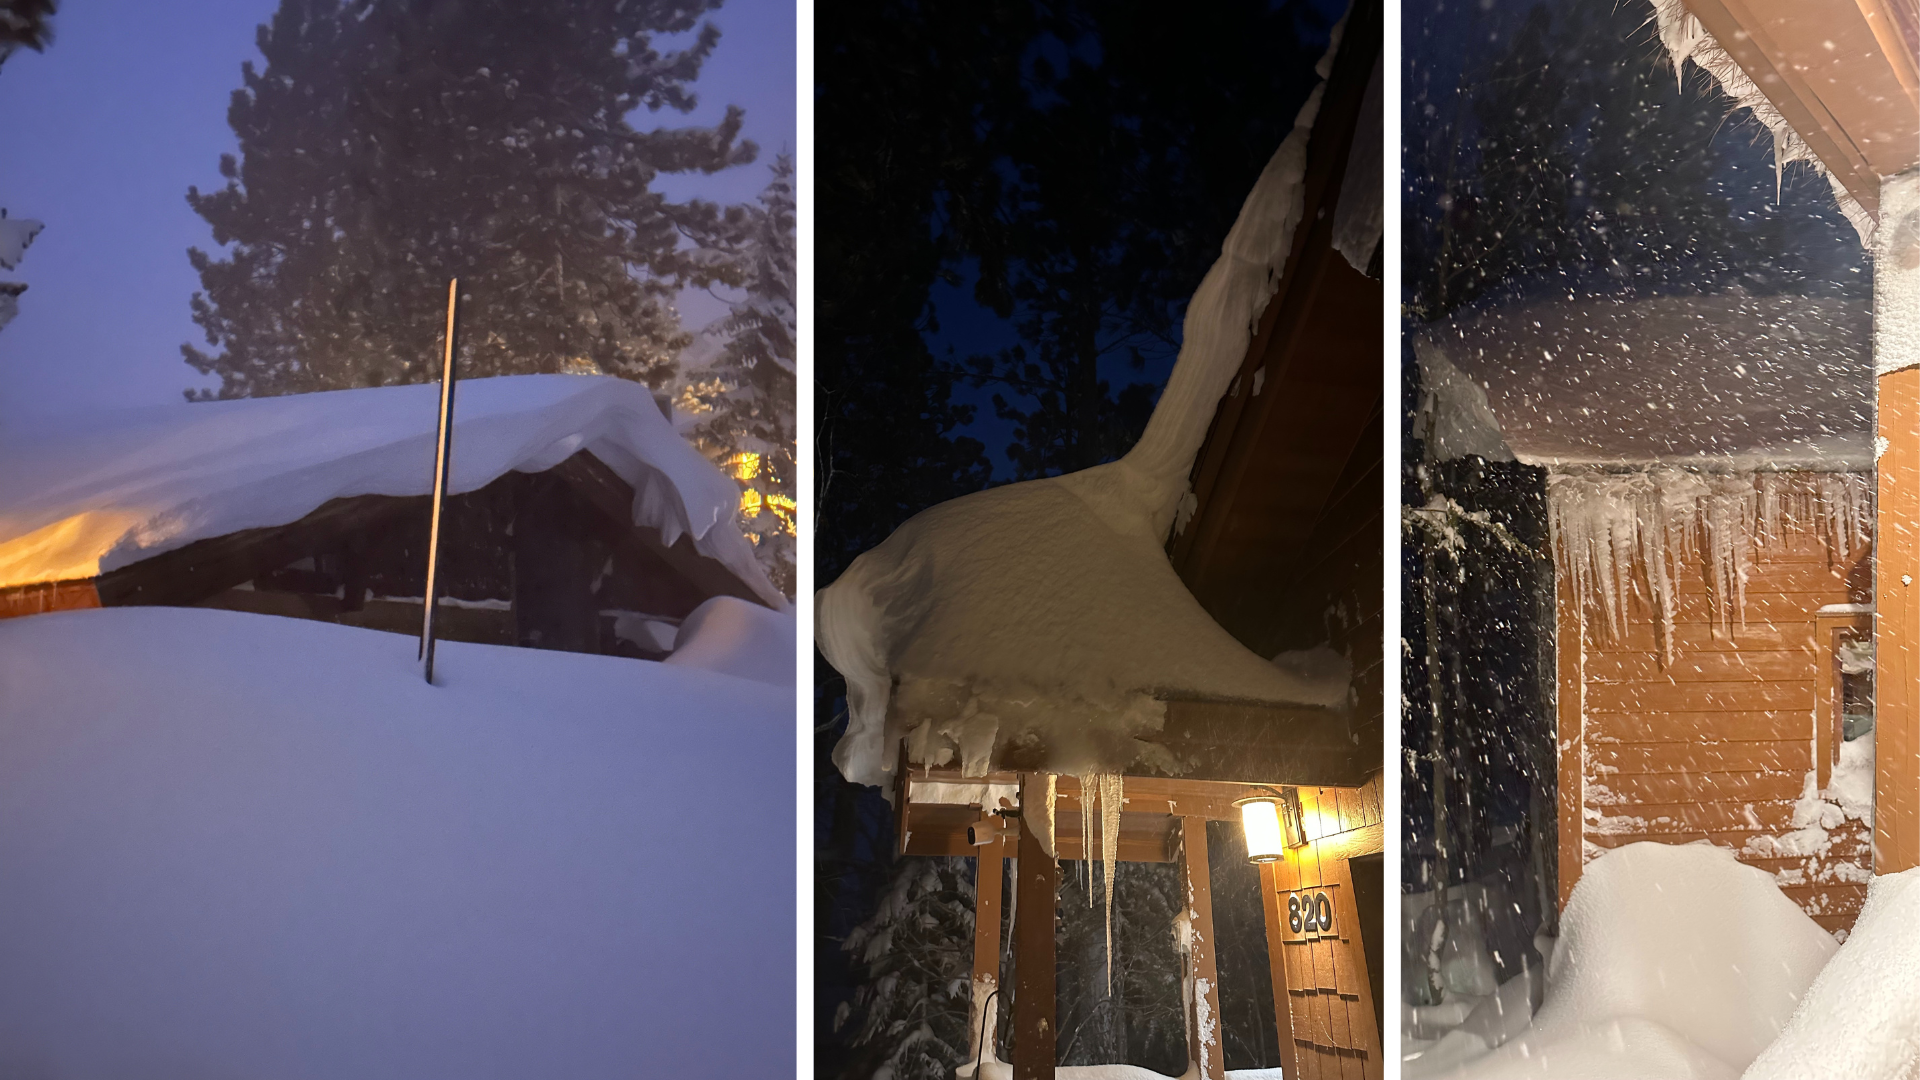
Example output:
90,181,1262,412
1064,772,1125,993
1549,468,1871,662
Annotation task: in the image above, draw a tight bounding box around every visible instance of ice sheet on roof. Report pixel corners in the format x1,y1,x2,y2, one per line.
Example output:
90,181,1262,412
1415,287,1872,468
818,25,1352,792
0,374,783,607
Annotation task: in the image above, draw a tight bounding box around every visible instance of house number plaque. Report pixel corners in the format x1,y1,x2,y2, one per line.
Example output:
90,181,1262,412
1287,890,1335,935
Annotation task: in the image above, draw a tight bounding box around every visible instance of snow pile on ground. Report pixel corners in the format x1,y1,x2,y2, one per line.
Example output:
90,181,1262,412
1744,732,1874,871
664,595,795,685
818,26,1348,792
0,606,793,1079
1745,867,1920,1080
0,374,784,608
1405,842,1836,1080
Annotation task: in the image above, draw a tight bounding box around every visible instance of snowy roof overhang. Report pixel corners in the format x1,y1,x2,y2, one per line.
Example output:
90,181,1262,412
819,11,1381,794
0,375,785,609
1418,287,1874,470
1653,0,1920,242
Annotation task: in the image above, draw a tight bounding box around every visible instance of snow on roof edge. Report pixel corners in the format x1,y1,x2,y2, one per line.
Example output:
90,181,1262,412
0,375,786,610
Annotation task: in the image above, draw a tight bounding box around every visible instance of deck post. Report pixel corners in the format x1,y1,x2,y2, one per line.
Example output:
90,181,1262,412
1177,816,1226,1080
1012,774,1057,1080
968,812,1006,1072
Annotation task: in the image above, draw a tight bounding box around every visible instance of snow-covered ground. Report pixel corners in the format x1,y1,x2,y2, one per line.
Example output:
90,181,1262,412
0,373,783,608
1405,842,1839,1080
0,605,793,1078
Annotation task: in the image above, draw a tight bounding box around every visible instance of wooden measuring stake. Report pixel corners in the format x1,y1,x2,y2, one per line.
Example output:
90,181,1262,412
420,278,460,684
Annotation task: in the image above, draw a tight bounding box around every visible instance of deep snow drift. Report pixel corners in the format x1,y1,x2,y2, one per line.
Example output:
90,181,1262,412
1745,866,1920,1079
1405,842,1836,1080
818,28,1351,792
0,373,783,607
0,606,793,1079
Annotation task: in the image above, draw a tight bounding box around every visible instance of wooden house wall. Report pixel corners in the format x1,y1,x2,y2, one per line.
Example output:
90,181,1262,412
1557,524,1872,933
1261,775,1384,1080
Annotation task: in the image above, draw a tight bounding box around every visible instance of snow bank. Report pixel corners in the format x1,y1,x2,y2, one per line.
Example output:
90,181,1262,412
0,606,793,1078
1407,842,1836,1080
0,374,784,608
1745,867,1920,1080
664,594,796,685
818,28,1349,792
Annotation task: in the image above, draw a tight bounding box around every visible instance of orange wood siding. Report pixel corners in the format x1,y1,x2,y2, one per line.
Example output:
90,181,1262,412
1878,368,1920,874
1558,522,1872,932
1261,777,1383,1080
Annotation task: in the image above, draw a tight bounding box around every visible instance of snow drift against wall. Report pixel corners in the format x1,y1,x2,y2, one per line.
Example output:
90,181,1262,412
818,25,1351,792
1407,842,1836,1080
1549,468,1870,661
0,374,784,608
0,606,792,1079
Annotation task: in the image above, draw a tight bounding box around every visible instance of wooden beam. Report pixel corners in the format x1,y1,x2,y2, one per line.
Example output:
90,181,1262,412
1012,774,1057,1080
970,815,1006,1071
1178,817,1226,1080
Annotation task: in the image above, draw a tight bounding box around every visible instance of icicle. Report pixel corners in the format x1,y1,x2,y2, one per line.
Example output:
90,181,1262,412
1077,774,1097,909
1043,775,1058,860
1550,467,1871,664
1100,773,1123,994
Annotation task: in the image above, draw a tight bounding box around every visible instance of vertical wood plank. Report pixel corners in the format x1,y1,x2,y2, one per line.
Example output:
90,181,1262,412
971,818,1006,1064
1258,860,1300,1080
1013,775,1057,1080
1178,817,1226,1080
1325,855,1384,1080
1555,556,1587,908
1879,365,1920,874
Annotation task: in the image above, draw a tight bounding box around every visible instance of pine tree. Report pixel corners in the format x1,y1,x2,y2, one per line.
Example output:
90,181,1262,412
0,0,55,72
183,0,757,400
678,155,796,595
834,857,977,1080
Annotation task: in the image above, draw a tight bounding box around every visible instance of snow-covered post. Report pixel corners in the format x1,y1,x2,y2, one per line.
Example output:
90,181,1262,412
1175,817,1225,1080
1011,773,1057,1080
966,812,1007,1074
1874,169,1920,875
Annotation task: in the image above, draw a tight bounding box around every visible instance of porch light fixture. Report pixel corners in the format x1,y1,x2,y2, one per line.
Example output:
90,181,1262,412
1235,788,1307,862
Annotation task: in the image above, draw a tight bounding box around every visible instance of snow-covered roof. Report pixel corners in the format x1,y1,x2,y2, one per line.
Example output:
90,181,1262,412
0,374,785,608
819,32,1353,792
0,605,791,1076
1417,287,1873,469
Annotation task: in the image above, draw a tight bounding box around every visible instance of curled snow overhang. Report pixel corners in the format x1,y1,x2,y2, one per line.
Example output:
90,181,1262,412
0,374,785,609
819,25,1358,794
1649,0,1920,248
1420,286,1874,470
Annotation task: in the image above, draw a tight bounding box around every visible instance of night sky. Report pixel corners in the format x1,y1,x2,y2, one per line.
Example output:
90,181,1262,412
0,0,795,426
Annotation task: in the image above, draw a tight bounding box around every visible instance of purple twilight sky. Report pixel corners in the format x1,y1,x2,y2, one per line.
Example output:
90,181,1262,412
0,0,796,426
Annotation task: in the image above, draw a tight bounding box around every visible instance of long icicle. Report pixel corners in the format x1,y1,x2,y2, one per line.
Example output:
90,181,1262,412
1101,773,1123,995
